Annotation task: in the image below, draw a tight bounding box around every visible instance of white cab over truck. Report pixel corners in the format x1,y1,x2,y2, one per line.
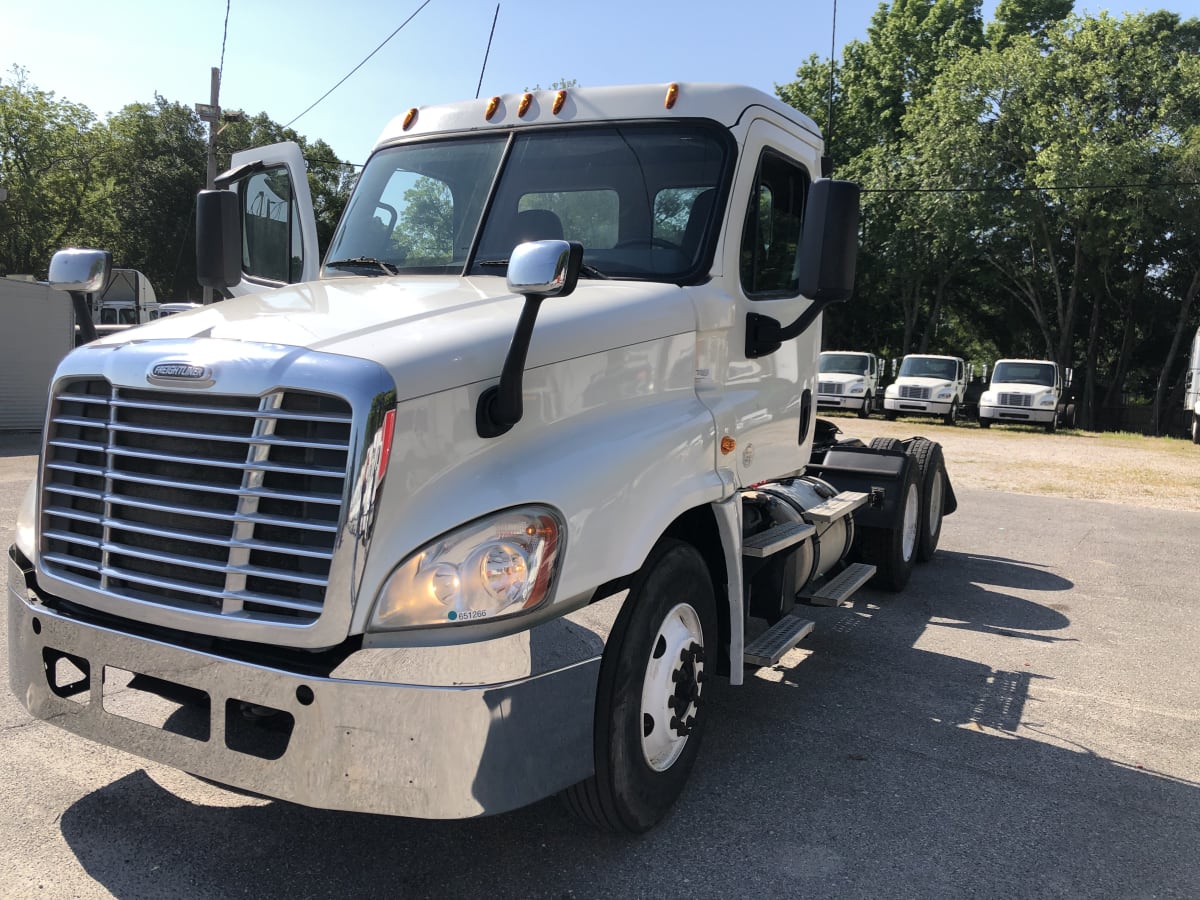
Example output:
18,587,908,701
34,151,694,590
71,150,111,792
883,353,967,425
978,358,1062,433
817,350,880,417
10,84,956,833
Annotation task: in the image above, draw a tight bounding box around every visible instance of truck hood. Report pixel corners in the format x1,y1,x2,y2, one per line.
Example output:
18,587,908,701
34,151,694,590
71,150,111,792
894,376,954,390
818,372,869,385
988,381,1055,396
94,276,696,402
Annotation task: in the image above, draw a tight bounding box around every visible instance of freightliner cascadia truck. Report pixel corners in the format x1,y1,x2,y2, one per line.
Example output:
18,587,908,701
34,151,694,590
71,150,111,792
9,83,955,833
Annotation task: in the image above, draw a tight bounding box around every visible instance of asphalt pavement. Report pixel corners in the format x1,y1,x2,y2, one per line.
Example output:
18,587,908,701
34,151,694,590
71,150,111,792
1,437,1197,899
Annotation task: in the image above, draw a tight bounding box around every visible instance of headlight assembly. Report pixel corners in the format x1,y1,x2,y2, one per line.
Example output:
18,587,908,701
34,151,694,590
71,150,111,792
370,506,565,631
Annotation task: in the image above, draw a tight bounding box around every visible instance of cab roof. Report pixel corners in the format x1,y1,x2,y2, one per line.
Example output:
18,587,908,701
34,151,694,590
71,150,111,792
374,83,821,149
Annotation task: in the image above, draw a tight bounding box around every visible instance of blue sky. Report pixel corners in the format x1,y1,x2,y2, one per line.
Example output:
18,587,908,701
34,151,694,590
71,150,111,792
5,0,1199,164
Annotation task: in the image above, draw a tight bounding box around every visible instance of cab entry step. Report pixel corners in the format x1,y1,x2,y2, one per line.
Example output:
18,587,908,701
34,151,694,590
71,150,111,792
802,562,877,607
742,520,815,558
803,490,869,523
743,613,816,667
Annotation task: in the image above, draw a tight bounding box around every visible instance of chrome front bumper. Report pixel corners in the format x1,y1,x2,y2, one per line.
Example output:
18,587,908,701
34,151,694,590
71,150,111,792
9,552,601,819
884,398,953,415
978,403,1054,423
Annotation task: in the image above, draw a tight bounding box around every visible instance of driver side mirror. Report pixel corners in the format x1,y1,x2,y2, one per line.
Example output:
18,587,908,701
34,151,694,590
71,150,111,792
746,179,860,358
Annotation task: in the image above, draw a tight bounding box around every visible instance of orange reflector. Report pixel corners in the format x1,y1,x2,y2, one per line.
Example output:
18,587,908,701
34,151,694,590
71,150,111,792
485,96,500,120
720,436,736,455
402,108,418,130
518,93,533,117
552,90,567,114
664,83,679,109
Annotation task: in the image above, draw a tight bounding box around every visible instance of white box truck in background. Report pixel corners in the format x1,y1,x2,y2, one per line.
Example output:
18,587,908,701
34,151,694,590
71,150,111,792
883,354,967,425
817,350,880,417
978,359,1063,433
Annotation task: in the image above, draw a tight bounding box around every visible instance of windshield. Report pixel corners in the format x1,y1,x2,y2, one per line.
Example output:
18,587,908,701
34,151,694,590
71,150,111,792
899,356,959,381
992,362,1055,387
819,353,869,375
324,123,732,283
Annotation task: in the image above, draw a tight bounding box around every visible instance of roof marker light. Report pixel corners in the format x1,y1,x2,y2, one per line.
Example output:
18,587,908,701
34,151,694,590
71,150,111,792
552,90,567,114
664,83,679,109
402,108,418,130
518,93,533,117
485,97,501,121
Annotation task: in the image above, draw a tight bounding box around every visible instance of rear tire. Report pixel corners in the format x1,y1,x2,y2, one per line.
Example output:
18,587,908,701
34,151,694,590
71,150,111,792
869,436,903,453
563,539,715,833
859,460,920,591
906,438,945,562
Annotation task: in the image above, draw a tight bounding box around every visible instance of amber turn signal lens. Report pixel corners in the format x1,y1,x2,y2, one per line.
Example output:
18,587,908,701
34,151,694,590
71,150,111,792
720,436,736,455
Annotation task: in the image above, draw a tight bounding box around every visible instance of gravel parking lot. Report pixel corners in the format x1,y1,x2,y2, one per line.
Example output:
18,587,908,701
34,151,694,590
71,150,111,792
826,414,1200,511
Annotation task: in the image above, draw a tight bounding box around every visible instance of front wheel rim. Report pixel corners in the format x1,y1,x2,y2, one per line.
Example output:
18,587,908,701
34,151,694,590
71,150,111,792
640,603,705,772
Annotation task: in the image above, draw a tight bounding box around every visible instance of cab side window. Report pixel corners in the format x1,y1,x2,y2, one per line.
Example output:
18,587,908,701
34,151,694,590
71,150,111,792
242,167,303,283
739,149,810,297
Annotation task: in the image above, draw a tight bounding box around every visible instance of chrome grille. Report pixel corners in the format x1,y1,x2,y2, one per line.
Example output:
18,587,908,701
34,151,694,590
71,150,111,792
41,378,353,625
899,385,931,400
818,381,844,395
998,393,1033,407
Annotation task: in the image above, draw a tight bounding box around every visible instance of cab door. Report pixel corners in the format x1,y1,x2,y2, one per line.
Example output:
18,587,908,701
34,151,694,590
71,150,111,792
695,117,823,486
222,141,320,294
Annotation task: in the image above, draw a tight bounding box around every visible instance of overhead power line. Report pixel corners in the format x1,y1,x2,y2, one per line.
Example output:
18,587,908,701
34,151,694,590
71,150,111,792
284,0,434,129
862,180,1200,194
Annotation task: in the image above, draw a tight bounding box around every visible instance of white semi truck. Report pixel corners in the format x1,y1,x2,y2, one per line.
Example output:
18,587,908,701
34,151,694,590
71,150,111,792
977,358,1063,433
882,353,967,425
817,350,880,417
9,83,956,833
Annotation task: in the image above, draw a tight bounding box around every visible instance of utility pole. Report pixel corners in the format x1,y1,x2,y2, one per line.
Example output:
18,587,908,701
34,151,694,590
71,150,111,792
196,67,221,305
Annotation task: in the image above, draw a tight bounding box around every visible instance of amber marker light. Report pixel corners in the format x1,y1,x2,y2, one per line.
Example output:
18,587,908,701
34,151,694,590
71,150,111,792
720,436,736,455
518,93,533,117
552,90,567,114
485,97,501,121
664,83,679,109
402,108,418,130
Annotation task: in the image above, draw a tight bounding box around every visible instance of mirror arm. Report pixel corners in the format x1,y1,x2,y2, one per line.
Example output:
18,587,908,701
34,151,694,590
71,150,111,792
69,291,98,344
476,295,546,439
746,298,835,359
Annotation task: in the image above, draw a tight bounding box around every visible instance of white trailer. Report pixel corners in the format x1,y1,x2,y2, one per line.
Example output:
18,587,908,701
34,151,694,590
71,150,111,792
10,83,957,833
0,277,75,430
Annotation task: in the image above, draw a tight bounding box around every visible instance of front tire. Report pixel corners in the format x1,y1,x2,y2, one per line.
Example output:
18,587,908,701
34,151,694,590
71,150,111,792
563,539,716,833
943,399,959,427
884,409,898,422
978,417,991,429
858,392,873,419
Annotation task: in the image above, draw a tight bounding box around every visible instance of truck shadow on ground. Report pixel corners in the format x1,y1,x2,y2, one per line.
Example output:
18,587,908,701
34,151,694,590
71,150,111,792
58,550,1199,900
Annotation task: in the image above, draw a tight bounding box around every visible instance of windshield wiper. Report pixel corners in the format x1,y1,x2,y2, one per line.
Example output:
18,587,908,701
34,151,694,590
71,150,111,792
478,259,609,279
326,257,399,276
